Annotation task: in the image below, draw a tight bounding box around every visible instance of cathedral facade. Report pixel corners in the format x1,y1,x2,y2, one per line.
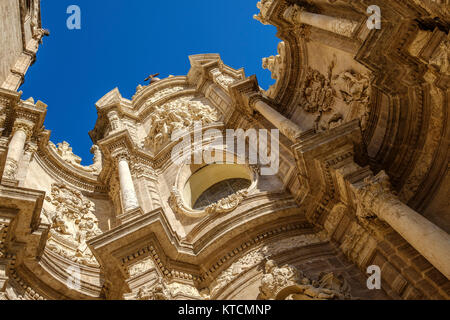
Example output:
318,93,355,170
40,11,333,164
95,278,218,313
0,0,448,300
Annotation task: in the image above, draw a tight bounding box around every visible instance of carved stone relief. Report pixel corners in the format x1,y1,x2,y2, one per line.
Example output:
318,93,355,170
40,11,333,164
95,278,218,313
169,187,247,217
210,69,238,91
136,279,202,300
43,183,102,267
128,257,155,278
209,233,327,296
299,58,372,132
258,260,351,300
429,34,450,75
140,86,188,104
143,96,219,151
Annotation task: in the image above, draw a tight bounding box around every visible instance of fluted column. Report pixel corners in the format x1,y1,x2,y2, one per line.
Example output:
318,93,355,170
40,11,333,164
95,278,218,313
283,5,358,38
250,96,302,142
353,171,450,279
116,153,139,212
3,120,33,180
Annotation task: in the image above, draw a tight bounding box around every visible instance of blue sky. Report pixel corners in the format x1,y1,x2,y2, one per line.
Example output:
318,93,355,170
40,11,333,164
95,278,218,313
21,0,279,164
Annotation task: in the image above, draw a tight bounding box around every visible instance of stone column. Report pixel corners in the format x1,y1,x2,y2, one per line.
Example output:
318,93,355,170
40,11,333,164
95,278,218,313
354,171,450,279
3,120,33,180
116,154,139,212
251,97,302,142
283,5,358,38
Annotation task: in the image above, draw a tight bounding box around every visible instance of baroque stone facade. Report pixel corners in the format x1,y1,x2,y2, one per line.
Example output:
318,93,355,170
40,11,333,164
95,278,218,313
0,0,449,300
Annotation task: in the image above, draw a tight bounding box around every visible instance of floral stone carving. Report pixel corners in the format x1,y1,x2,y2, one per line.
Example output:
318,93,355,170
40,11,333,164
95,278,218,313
43,183,102,267
258,260,352,300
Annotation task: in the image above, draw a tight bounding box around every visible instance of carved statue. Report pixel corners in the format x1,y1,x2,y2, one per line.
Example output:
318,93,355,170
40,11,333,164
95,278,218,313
258,260,351,300
49,141,102,174
43,183,103,267
144,97,219,151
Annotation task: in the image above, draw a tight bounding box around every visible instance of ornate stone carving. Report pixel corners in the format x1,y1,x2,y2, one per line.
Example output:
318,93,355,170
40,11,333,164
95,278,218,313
107,111,123,133
211,69,237,91
283,4,305,25
258,260,351,300
353,171,396,219
262,42,286,99
332,70,372,130
137,279,203,300
169,186,248,217
43,183,102,267
137,279,171,300
299,59,371,131
49,141,102,174
253,0,274,25
144,96,219,151
429,34,450,75
139,86,186,103
128,257,155,277
209,233,326,296
12,119,34,139
166,282,203,299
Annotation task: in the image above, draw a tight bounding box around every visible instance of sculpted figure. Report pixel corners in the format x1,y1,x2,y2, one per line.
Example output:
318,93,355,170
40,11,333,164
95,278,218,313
258,260,351,300
144,97,219,151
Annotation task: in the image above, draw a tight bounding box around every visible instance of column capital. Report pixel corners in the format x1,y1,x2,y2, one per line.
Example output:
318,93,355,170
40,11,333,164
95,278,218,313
283,4,305,25
12,118,34,140
351,170,398,220
111,149,131,164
